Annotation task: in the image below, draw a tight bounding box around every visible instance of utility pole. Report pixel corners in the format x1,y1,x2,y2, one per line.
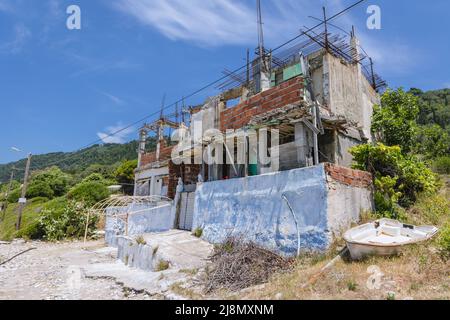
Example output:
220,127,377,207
1,168,15,221
16,153,32,231
369,58,376,90
323,7,329,52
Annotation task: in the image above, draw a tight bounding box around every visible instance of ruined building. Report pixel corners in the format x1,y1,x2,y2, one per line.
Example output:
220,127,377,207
130,29,383,255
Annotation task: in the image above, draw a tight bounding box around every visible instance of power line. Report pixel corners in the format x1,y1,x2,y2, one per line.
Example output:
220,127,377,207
25,0,367,173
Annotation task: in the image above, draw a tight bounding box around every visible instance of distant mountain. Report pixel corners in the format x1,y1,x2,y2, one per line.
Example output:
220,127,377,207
0,141,142,183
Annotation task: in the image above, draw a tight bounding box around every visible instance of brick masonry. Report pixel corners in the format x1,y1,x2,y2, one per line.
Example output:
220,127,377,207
324,163,373,188
167,161,206,199
140,140,174,167
220,76,305,131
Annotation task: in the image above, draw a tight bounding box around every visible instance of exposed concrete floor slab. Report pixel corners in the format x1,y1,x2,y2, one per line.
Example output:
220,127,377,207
140,230,213,270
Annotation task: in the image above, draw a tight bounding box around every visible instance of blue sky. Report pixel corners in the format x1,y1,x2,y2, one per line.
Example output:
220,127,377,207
1,0,449,164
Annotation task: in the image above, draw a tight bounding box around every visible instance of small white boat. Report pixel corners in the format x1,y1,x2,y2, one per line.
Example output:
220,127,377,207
344,218,439,260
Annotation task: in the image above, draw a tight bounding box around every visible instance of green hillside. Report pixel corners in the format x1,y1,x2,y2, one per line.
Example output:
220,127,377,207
0,141,141,184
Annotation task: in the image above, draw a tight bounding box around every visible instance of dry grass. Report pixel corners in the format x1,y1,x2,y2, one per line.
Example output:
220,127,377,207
237,244,449,300
235,178,450,300
156,259,170,271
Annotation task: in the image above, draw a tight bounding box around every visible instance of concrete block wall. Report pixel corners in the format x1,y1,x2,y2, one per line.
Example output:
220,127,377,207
192,163,373,256
220,76,305,131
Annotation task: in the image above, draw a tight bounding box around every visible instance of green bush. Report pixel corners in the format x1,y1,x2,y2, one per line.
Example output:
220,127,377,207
26,181,54,199
7,188,21,203
432,156,450,174
67,181,110,206
27,167,71,200
414,125,450,159
372,88,419,153
37,199,98,241
115,160,137,195
437,223,450,260
350,143,439,218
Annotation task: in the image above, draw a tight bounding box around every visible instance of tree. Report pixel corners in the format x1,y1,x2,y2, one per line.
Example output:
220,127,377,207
114,160,138,195
414,124,450,159
350,143,438,218
67,181,110,206
27,167,71,199
372,88,419,153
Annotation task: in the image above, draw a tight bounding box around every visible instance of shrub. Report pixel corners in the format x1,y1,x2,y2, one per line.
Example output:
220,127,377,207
27,167,71,199
7,188,21,203
193,228,203,238
82,173,106,183
409,194,450,225
414,125,450,159
156,260,170,271
37,199,98,241
432,156,450,174
372,88,419,153
135,235,147,245
437,223,450,260
350,143,439,218
115,160,137,195
67,181,110,206
26,181,54,199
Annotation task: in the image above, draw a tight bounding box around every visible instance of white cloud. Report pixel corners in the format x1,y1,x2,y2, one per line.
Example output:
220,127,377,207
444,83,450,89
98,90,126,106
97,123,135,144
114,0,346,47
113,0,416,76
0,23,31,54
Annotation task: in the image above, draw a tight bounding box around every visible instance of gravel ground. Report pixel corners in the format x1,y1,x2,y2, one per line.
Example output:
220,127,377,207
0,240,153,300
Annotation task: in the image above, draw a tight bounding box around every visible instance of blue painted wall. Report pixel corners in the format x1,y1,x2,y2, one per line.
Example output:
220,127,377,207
127,203,175,235
193,164,330,256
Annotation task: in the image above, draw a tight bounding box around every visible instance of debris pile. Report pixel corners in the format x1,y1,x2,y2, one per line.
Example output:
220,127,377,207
204,237,294,293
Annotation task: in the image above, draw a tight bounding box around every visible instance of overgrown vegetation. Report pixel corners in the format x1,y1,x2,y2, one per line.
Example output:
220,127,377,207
350,143,439,218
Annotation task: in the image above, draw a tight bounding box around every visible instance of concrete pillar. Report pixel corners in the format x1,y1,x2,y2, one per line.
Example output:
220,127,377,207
260,71,271,92
137,129,147,168
295,122,313,167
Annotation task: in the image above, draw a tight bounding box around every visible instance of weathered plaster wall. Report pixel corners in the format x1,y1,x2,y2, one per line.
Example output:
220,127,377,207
325,53,379,140
193,165,330,256
193,163,374,256
127,203,175,235
325,162,374,237
104,203,175,247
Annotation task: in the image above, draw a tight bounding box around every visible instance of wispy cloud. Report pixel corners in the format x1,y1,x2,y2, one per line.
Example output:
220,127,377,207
98,90,126,106
113,0,416,76
97,122,135,144
0,23,31,54
68,52,141,78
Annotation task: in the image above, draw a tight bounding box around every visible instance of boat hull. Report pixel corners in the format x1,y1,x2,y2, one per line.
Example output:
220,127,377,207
346,242,403,260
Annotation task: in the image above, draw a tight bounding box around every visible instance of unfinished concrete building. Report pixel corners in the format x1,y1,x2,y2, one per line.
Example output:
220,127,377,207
129,28,383,256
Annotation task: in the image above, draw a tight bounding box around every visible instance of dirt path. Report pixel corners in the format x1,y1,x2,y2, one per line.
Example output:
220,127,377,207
0,240,152,300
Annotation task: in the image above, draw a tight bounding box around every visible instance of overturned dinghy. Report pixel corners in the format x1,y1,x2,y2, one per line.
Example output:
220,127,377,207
344,218,438,260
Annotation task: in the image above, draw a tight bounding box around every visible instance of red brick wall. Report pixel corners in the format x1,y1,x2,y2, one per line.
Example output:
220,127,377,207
220,76,305,131
140,140,174,167
325,163,373,188
167,161,206,199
